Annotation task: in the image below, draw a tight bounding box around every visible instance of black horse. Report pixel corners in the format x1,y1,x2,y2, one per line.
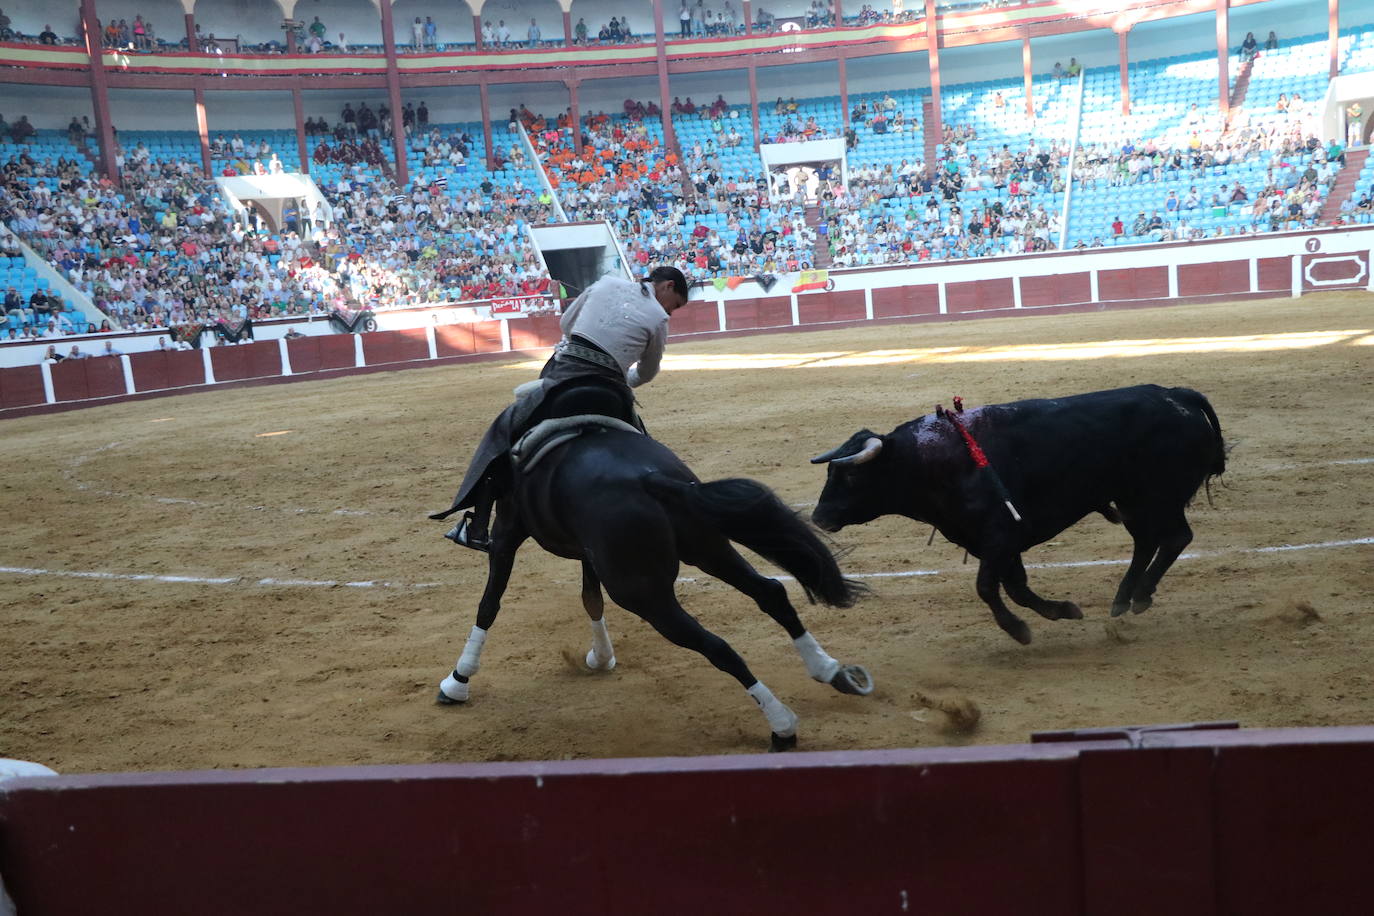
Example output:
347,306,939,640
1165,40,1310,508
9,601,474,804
434,423,873,751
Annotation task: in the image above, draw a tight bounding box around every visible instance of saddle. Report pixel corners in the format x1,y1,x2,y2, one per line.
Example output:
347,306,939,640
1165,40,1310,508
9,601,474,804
510,415,642,476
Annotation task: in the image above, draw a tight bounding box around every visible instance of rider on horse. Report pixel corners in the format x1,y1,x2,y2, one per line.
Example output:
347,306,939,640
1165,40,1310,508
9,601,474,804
433,265,691,551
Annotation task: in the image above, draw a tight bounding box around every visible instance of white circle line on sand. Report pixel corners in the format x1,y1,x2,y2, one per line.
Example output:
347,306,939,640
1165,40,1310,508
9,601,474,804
0,567,439,589
2,537,1369,592
682,536,1374,583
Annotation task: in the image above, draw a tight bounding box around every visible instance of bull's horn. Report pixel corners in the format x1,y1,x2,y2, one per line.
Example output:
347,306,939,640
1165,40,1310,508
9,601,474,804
830,437,884,466
810,443,851,464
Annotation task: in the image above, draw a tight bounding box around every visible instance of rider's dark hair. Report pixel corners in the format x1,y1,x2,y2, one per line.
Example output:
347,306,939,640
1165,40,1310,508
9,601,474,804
641,265,689,300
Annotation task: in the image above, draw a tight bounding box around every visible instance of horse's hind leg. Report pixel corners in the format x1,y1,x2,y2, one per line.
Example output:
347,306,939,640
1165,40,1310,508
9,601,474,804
690,541,872,696
437,510,528,705
613,582,800,750
581,560,616,670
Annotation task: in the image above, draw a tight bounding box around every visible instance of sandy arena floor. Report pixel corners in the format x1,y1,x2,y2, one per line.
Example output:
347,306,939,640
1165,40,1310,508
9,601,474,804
2,291,1372,772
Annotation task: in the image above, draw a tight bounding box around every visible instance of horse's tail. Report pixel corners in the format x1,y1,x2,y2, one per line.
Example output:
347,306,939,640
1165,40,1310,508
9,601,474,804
644,474,867,608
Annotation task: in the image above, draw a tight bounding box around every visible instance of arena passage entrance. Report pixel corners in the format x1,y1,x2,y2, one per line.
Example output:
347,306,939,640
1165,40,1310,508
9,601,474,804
216,174,333,239
760,137,847,204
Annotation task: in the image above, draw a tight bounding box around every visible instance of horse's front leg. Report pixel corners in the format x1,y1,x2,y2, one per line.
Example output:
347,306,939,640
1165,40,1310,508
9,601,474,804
581,560,616,670
437,508,528,705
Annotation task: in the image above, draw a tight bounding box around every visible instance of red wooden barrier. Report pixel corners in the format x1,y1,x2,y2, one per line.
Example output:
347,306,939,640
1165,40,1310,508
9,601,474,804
287,335,355,374
871,284,939,318
210,341,284,383
946,277,1014,313
1098,266,1169,301
2,726,1372,916
507,316,562,351
668,299,721,335
48,358,89,401
724,296,791,331
361,328,430,365
1178,259,1249,297
797,289,865,324
129,349,205,391
1020,272,1091,308
80,354,125,399
1256,256,1291,292
0,365,45,408
1302,250,1369,291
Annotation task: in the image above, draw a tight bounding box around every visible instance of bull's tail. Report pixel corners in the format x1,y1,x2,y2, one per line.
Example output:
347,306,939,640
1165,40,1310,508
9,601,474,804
643,474,867,608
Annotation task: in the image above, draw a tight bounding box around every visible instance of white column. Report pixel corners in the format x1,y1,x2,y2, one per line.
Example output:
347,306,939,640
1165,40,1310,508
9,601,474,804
716,299,727,332
863,287,873,319
499,319,512,352
426,326,438,360
119,354,135,393
1167,263,1179,299
937,282,947,315
789,294,799,326
278,337,293,376
354,333,366,367
1290,255,1303,298
1089,270,1100,304
1012,276,1023,309
1249,257,1258,292
39,361,54,403
201,344,216,384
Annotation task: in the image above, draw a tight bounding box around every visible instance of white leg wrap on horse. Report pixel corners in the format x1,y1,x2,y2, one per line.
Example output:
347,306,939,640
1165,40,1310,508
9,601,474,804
747,681,798,738
586,618,616,670
438,671,470,702
455,625,487,678
794,632,841,683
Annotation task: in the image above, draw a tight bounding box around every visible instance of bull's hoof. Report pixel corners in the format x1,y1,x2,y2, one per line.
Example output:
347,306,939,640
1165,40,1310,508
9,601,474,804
829,664,875,696
435,689,466,706
1130,596,1154,615
1004,619,1033,645
769,731,798,753
1110,601,1132,618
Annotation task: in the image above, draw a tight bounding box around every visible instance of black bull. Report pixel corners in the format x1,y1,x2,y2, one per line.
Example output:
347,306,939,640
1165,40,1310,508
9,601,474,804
811,385,1226,644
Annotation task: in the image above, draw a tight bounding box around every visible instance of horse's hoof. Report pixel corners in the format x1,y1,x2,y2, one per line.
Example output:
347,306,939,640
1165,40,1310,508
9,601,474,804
1131,597,1154,615
585,649,617,671
1004,619,1033,645
1110,601,1131,618
829,664,874,696
435,689,465,706
1058,601,1083,620
769,732,798,753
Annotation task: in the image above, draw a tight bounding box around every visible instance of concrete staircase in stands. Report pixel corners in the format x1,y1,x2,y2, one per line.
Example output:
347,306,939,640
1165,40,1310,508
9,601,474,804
804,204,831,267
1226,57,1254,129
1319,147,1369,224
922,98,938,167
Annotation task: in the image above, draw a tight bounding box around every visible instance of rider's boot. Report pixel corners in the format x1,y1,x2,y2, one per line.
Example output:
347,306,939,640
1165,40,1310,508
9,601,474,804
444,511,491,553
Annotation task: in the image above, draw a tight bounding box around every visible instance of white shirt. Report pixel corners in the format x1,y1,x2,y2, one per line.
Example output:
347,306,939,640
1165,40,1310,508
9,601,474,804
559,276,670,388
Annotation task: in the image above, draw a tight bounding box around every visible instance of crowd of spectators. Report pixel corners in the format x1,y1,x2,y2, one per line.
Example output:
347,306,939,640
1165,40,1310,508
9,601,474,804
0,107,558,340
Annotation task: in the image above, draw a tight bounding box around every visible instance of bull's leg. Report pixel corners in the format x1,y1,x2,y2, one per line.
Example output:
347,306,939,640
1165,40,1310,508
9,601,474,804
437,509,529,705
580,560,616,670
976,557,1033,645
1129,515,1193,614
609,577,800,751
1001,556,1083,621
1111,531,1159,618
689,541,873,696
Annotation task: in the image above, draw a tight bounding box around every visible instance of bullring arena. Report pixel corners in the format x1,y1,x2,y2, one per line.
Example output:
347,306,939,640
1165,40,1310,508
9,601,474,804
3,287,1373,771
3,0,1374,909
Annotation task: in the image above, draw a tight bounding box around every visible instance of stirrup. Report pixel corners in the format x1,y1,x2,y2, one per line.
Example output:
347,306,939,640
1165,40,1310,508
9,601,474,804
443,512,490,553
